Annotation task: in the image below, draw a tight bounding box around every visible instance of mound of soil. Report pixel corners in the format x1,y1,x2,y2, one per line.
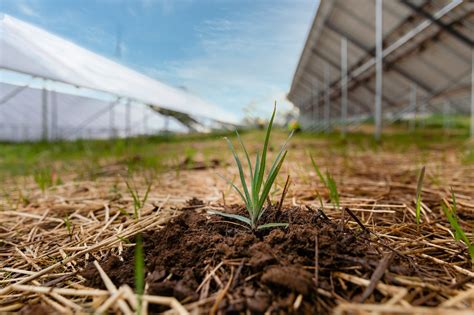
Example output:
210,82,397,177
83,205,411,314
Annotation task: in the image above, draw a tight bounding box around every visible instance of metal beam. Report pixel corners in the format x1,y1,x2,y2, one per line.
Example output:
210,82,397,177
320,8,469,116
399,0,473,48
325,21,433,93
298,72,370,119
293,0,462,118
311,49,374,112
326,0,463,101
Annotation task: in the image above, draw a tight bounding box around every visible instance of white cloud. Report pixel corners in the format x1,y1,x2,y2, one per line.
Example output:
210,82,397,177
17,3,39,18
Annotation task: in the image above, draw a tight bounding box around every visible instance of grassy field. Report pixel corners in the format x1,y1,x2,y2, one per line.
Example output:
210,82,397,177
1,123,472,180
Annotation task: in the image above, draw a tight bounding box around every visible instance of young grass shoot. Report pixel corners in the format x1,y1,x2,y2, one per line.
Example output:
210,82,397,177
442,189,474,268
210,106,292,231
310,154,340,210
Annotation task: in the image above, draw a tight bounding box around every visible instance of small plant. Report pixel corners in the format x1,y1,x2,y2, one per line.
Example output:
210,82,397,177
415,166,425,225
310,154,340,209
125,179,152,220
63,215,72,235
442,189,474,268
33,168,54,192
124,177,151,312
210,106,292,231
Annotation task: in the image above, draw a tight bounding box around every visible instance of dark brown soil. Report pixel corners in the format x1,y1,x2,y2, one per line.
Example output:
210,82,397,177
83,205,414,314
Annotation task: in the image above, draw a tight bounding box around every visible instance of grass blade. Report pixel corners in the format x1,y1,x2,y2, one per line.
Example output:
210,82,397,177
257,222,289,230
310,154,327,187
257,150,288,218
266,130,294,179
207,210,252,226
326,171,340,209
442,199,474,268
217,173,250,213
225,137,252,209
134,234,144,312
442,203,470,245
255,105,276,198
252,151,261,210
236,130,253,182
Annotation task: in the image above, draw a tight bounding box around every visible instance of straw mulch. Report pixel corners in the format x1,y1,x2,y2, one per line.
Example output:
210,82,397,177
1,143,473,314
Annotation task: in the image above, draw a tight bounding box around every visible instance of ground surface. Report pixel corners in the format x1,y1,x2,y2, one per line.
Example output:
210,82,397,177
1,126,474,314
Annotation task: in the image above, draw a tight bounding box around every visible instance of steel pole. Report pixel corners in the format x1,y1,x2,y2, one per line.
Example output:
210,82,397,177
341,36,348,137
51,90,58,140
41,83,48,141
125,99,131,137
324,62,331,133
443,100,449,130
471,49,474,138
409,84,417,131
315,83,320,130
143,104,148,135
374,0,383,141
109,102,115,138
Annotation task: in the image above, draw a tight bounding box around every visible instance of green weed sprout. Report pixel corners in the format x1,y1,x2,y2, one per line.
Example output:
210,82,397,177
415,166,425,225
63,215,72,235
310,154,340,209
442,189,474,268
124,177,151,311
33,168,54,193
210,106,292,231
125,179,152,220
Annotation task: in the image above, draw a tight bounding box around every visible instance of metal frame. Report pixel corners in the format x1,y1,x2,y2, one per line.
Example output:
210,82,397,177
288,0,471,136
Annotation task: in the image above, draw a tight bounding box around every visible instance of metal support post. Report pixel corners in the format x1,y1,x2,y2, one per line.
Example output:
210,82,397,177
143,104,148,135
109,102,115,138
471,50,474,138
125,99,131,137
341,36,348,137
409,84,417,131
41,83,48,141
324,62,331,133
421,100,426,128
443,100,449,130
374,0,383,141
164,116,169,133
315,83,320,130
51,90,58,140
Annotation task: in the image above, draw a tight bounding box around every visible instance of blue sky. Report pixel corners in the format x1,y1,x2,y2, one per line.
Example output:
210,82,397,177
1,0,318,120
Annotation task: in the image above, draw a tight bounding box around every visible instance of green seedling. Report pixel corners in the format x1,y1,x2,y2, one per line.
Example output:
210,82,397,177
116,235,131,244
310,154,340,209
415,166,425,225
442,190,474,268
125,177,151,312
210,105,292,231
33,168,54,193
125,179,152,220
63,215,72,235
